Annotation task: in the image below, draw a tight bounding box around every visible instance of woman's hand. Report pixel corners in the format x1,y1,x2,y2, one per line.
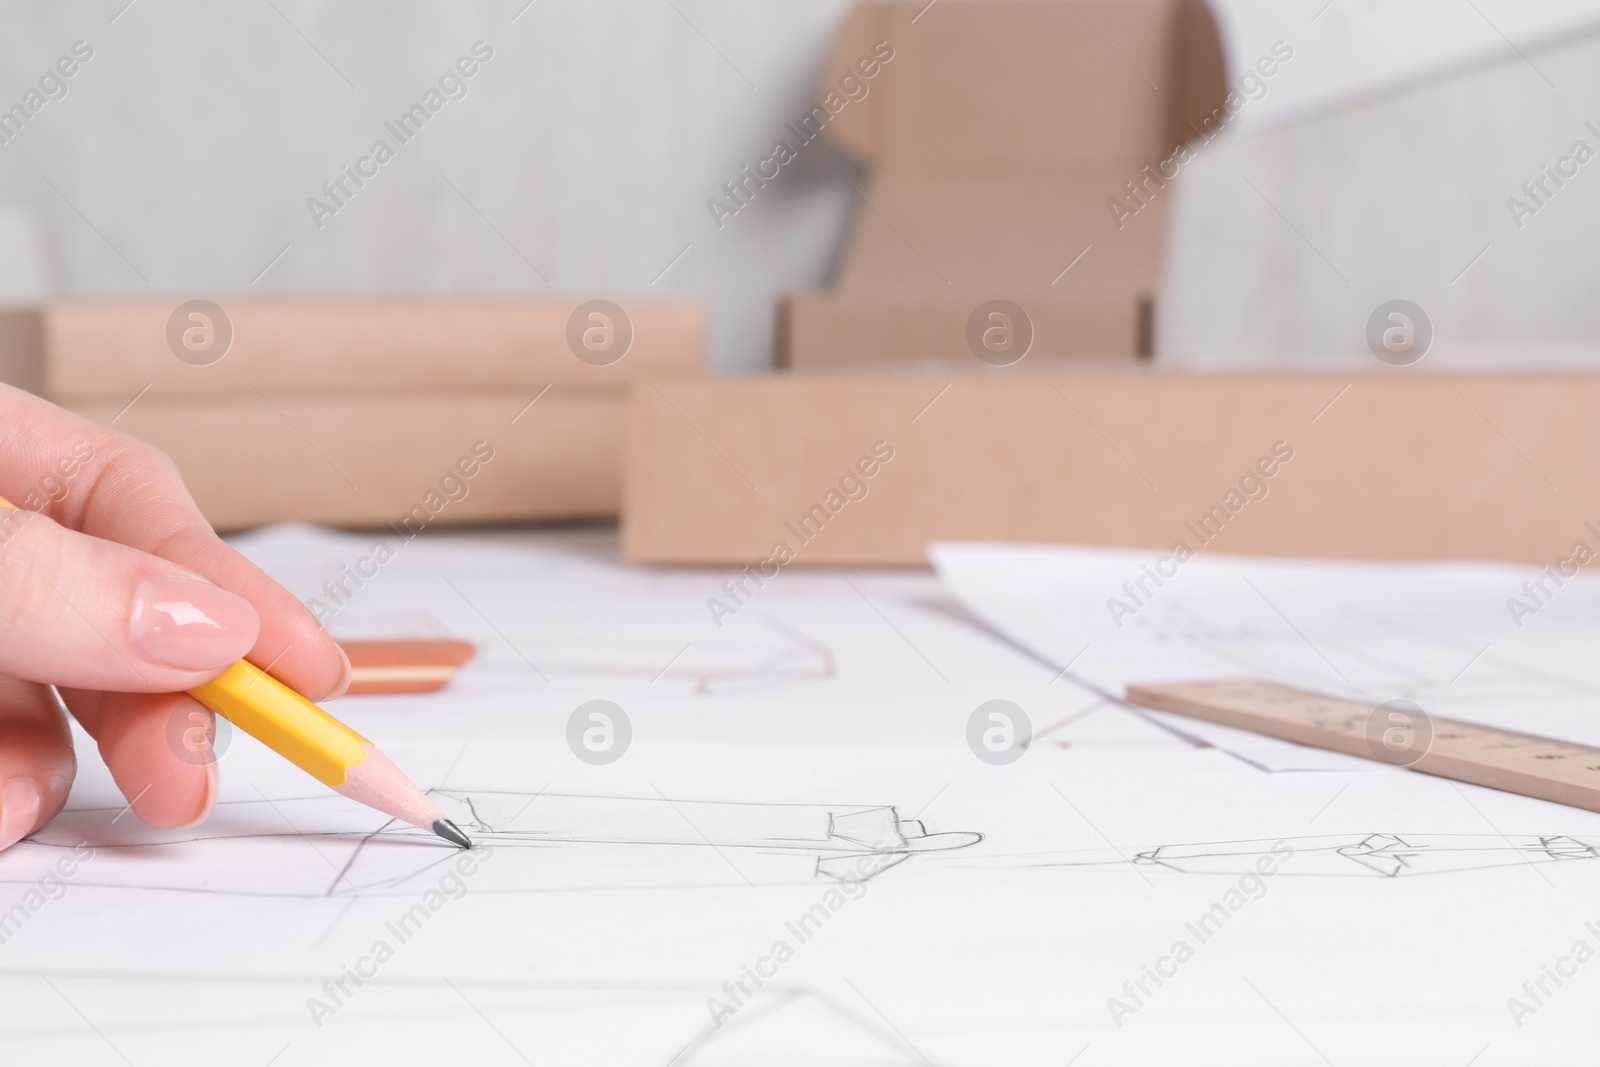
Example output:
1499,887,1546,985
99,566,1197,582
0,384,350,851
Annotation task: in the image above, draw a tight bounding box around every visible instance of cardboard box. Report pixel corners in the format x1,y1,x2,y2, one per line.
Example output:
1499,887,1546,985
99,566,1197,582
0,308,42,396
783,292,1149,369
68,389,620,532
624,371,1600,566
43,300,701,399
780,0,1225,367
34,299,702,530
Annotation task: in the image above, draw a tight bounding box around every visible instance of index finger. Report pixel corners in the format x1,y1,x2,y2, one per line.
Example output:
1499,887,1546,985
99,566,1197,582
0,386,350,701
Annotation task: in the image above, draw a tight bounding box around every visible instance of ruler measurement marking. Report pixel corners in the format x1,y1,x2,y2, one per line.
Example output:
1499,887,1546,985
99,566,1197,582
1127,678,1600,813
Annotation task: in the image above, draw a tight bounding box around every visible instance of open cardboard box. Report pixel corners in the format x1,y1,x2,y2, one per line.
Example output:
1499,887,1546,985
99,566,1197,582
781,0,1227,368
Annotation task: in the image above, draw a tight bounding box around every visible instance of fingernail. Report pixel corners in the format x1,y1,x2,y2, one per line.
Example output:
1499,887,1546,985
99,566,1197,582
0,776,43,851
178,759,220,829
329,644,353,700
130,576,261,670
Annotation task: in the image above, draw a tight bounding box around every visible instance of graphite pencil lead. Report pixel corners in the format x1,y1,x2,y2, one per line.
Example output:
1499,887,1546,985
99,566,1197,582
433,818,473,849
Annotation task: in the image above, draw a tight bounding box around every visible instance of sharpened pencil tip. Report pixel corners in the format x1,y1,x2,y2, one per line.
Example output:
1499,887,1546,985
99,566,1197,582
432,818,473,849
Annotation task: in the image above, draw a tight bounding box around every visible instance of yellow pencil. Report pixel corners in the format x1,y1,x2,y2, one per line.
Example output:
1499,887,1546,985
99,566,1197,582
0,493,469,848
189,661,472,848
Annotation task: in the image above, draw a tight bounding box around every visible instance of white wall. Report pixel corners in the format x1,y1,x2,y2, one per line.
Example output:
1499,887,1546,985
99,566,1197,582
1211,0,1600,133
1159,26,1600,364
5,0,1600,371
0,0,857,374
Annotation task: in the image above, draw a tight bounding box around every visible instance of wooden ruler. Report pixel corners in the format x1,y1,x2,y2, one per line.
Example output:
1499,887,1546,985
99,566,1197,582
1126,678,1600,814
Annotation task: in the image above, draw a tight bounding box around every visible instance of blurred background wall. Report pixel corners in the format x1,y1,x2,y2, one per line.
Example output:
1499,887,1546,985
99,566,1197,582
1163,5,1600,364
2,0,1599,372
0,0,862,375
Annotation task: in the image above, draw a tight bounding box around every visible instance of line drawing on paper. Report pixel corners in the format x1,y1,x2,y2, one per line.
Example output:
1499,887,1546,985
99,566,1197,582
8,789,982,899
978,834,1600,879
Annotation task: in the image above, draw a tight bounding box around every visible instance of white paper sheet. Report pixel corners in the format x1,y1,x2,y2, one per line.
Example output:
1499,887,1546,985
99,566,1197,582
2,527,1598,1064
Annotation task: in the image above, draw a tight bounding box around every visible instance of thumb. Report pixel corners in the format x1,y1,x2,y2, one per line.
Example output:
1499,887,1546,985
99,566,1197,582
0,508,259,692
